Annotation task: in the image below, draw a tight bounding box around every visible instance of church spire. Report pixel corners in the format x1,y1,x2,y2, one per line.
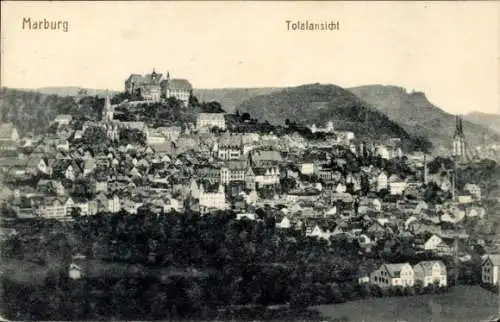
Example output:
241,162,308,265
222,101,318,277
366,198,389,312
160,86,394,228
103,90,113,122
104,91,111,110
454,114,464,137
459,115,464,137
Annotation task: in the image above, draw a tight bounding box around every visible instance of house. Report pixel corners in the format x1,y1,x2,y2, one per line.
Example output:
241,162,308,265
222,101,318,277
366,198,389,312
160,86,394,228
300,162,315,175
54,114,73,126
481,254,500,285
92,178,108,194
306,224,332,240
220,160,248,184
25,154,51,175
457,194,473,204
193,181,228,211
254,166,280,186
197,113,226,131
276,216,292,229
107,194,121,213
422,234,444,251
413,260,447,287
389,180,407,195
245,189,259,205
69,262,83,280
217,135,244,160
38,196,73,219
251,150,282,166
370,263,414,288
377,172,388,191
83,158,96,176
374,145,389,160
464,183,481,200
0,123,20,142
236,213,257,221
56,139,70,151
415,234,452,255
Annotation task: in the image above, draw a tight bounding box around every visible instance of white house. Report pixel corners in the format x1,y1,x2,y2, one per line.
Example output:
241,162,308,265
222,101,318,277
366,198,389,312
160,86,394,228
306,225,332,240
68,262,83,280
413,260,447,287
254,166,280,186
377,172,388,191
482,254,500,285
197,113,226,131
276,217,291,229
300,163,315,175
236,213,256,221
423,234,444,251
54,114,73,126
376,145,390,160
199,184,228,210
464,183,481,200
389,181,407,195
370,263,414,288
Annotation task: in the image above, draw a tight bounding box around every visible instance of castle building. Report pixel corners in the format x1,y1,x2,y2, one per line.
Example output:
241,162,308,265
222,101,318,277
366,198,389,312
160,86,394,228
452,115,466,161
124,70,192,105
160,72,192,107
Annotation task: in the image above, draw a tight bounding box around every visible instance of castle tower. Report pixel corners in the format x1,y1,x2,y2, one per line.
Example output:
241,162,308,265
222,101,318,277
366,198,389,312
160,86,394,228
452,115,466,162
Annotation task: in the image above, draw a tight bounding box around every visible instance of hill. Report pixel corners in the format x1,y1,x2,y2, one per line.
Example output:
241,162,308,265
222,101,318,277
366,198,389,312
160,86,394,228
348,85,500,149
0,87,78,135
235,83,431,151
193,87,282,113
23,87,120,97
464,111,500,135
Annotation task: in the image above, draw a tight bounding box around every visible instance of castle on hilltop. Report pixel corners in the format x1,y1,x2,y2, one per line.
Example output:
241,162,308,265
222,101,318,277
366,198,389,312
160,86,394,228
125,69,193,106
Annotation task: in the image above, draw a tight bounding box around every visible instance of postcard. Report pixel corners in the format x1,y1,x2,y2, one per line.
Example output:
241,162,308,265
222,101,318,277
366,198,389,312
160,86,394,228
1,1,499,321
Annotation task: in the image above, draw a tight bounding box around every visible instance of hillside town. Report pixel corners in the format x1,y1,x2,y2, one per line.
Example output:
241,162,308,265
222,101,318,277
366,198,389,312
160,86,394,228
0,70,499,320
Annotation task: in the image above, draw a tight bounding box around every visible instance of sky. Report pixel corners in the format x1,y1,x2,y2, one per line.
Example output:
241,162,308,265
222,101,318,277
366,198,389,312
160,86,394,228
1,1,499,115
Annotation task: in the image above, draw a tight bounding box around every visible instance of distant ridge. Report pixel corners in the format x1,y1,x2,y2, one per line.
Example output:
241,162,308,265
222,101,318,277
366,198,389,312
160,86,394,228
235,83,432,151
348,84,500,149
21,87,120,97
464,111,500,135
193,87,282,113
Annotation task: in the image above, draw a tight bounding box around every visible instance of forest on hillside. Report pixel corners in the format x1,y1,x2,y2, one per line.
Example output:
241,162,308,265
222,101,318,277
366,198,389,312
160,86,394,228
0,88,78,135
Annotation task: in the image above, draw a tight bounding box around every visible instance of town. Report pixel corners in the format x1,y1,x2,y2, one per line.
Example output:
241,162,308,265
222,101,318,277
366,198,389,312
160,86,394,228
0,70,499,321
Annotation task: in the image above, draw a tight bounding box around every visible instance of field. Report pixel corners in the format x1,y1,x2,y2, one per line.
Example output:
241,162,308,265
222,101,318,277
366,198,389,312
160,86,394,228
315,285,499,322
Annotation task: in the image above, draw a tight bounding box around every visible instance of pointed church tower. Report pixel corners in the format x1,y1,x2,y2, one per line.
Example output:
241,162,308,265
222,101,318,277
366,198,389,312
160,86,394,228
423,154,428,185
452,115,466,162
103,91,114,122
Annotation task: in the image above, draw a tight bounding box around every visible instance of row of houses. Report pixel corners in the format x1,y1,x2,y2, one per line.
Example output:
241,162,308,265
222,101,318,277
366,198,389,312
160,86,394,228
368,261,447,288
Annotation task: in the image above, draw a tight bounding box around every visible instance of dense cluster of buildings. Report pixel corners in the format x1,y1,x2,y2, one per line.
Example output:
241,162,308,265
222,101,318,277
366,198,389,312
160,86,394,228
0,76,499,291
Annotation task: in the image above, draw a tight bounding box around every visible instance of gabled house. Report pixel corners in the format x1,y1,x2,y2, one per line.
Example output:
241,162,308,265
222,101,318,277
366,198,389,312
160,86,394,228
276,216,292,229
413,260,447,287
481,254,500,285
25,154,51,175
370,263,414,288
